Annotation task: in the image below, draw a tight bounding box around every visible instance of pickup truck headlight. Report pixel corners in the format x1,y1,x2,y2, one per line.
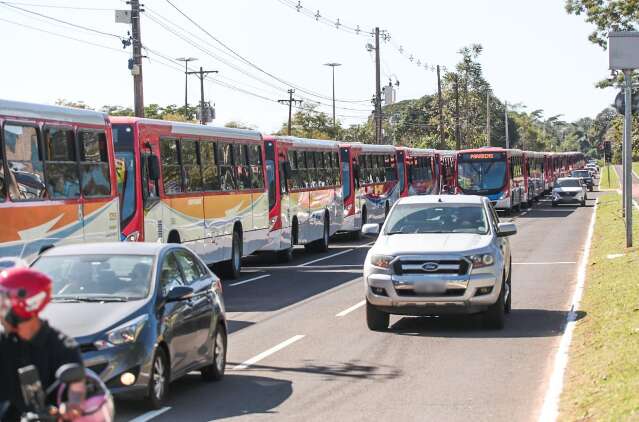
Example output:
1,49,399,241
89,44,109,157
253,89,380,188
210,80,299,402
467,254,495,269
94,314,148,350
370,254,395,269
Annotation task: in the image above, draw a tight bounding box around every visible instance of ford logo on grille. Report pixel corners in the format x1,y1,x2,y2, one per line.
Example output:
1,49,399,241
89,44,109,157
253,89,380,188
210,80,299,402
422,262,439,272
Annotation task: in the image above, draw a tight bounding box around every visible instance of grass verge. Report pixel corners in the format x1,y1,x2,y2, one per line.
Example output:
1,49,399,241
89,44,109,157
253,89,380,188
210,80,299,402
559,192,639,421
633,162,638,177
599,165,620,190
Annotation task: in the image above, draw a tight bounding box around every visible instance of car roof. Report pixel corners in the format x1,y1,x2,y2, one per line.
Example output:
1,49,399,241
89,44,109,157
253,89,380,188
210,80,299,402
396,195,486,206
557,177,580,181
40,242,176,257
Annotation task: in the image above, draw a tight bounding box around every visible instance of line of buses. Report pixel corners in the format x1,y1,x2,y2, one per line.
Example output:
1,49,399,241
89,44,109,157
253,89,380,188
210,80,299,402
0,99,585,277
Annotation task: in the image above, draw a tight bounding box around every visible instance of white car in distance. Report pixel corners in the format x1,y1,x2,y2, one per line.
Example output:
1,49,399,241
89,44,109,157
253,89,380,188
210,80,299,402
361,195,516,331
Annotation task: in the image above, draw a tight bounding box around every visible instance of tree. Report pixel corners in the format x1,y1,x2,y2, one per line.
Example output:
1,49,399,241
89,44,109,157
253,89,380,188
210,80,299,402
225,121,257,130
275,105,336,139
565,0,639,49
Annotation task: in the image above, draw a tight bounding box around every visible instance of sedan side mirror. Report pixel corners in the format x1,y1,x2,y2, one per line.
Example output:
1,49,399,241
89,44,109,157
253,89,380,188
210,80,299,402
497,222,517,237
165,285,194,302
361,223,380,236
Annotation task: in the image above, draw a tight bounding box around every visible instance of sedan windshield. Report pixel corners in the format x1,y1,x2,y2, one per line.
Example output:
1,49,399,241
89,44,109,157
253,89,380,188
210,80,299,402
556,179,581,188
32,255,154,301
385,204,489,235
457,160,506,192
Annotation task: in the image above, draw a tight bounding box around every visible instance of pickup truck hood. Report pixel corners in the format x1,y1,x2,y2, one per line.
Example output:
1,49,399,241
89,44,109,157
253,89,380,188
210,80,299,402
374,233,492,255
554,187,582,193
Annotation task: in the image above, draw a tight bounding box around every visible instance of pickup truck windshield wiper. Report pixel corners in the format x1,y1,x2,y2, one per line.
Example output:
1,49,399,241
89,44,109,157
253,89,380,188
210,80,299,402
385,231,405,235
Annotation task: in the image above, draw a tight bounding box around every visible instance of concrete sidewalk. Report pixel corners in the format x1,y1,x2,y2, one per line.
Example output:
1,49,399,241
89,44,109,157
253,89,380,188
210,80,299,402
614,164,639,208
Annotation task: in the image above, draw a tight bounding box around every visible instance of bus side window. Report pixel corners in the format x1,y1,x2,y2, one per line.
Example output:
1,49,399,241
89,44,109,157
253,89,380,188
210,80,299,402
160,138,182,194
248,144,264,190
180,139,202,192
4,124,47,201
78,130,111,198
200,141,220,191
43,127,80,199
218,143,236,191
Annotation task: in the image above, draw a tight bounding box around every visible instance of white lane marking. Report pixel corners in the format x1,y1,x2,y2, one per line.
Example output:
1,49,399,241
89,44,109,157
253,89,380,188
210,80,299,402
246,264,363,270
336,300,366,317
129,407,171,422
228,274,270,287
513,261,576,265
538,197,598,422
232,335,305,370
299,249,354,266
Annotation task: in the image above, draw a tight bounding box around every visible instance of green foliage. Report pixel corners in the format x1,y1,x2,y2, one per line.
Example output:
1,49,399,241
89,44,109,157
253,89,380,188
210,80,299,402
275,104,338,139
225,121,257,130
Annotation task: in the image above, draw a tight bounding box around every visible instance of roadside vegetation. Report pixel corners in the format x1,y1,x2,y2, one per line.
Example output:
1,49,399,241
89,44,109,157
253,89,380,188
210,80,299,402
559,192,639,421
599,165,620,190
633,162,638,176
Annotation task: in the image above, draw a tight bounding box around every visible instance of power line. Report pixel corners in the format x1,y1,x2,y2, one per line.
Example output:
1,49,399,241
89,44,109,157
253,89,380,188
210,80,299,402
0,1,115,11
0,2,124,39
162,0,371,104
0,15,126,54
143,9,372,113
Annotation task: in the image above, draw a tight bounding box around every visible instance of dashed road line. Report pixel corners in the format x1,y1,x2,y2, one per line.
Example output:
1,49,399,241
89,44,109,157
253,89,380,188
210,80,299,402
228,274,270,287
299,249,354,266
513,261,576,265
232,335,305,370
336,300,366,317
129,407,171,422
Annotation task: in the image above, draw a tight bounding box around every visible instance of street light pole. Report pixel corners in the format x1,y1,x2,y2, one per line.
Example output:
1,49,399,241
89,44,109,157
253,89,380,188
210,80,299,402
176,57,197,118
324,62,341,139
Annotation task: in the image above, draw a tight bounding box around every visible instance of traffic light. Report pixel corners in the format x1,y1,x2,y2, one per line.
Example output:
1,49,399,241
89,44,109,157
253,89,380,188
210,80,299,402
613,89,639,115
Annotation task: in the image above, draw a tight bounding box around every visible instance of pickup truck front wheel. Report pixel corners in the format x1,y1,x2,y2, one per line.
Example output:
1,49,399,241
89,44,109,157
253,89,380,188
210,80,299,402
366,301,389,331
484,281,506,330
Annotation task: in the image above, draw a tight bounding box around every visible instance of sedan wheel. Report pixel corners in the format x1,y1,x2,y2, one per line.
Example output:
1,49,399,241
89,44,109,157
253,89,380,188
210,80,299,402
201,324,227,382
148,349,169,409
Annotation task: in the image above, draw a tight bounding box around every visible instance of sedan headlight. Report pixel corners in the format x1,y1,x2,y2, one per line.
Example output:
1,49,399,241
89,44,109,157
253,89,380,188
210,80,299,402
467,254,495,269
370,254,395,269
95,314,148,350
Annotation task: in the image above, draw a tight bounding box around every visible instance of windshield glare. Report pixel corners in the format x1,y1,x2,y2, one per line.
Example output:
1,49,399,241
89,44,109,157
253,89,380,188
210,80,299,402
557,179,581,188
457,160,506,191
32,255,154,300
385,204,489,235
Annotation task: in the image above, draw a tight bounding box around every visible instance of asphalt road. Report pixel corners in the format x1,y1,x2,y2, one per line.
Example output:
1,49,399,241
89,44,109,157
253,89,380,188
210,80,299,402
116,192,598,422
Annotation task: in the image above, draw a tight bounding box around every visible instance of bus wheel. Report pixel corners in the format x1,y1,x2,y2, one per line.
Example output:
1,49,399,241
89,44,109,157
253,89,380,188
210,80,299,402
306,216,329,252
222,230,242,279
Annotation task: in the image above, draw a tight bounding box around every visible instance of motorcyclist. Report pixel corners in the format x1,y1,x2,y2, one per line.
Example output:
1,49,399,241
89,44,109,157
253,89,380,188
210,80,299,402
0,267,86,421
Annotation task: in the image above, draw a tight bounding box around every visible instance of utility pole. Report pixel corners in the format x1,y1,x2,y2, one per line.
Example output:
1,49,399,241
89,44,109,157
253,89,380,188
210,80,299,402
278,89,302,136
437,65,444,148
186,66,218,125
374,27,382,144
454,74,461,150
130,0,144,117
623,69,633,246
486,90,491,146
504,101,510,149
176,57,197,118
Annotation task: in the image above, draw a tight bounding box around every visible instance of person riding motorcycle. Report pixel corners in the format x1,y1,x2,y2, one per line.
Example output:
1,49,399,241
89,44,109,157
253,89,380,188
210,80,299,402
0,267,86,421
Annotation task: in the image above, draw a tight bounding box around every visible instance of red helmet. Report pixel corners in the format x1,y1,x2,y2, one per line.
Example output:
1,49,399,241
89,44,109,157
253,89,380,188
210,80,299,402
0,267,52,326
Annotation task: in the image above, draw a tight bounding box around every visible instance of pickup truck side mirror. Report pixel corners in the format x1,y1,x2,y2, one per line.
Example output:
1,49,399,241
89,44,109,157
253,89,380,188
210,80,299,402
497,222,517,237
361,223,380,236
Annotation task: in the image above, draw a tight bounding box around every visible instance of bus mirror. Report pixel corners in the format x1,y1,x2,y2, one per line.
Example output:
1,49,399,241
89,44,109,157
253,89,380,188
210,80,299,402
283,161,292,179
148,155,160,181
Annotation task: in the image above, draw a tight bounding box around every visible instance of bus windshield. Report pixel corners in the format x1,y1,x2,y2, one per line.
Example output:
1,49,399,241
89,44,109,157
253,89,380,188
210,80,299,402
112,124,137,231
457,155,506,193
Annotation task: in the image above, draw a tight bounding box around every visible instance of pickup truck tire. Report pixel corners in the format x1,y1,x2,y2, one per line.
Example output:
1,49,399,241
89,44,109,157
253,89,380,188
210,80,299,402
366,301,389,331
484,281,506,329
505,265,512,314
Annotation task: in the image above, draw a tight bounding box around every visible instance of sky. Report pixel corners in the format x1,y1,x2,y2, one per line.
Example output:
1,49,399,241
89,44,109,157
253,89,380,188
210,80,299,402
0,0,616,133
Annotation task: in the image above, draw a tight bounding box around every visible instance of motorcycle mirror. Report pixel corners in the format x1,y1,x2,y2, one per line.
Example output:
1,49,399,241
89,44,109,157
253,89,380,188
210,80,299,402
56,363,85,384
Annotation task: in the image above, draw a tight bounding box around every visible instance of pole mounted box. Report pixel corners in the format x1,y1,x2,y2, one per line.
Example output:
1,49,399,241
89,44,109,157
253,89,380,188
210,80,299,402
609,31,639,70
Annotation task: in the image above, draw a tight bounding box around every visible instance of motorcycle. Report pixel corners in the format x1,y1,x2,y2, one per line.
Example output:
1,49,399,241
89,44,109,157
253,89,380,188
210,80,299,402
17,363,114,422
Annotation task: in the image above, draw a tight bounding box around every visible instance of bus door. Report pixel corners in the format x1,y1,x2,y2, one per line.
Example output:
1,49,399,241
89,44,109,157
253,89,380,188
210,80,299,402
140,150,161,242
278,151,292,240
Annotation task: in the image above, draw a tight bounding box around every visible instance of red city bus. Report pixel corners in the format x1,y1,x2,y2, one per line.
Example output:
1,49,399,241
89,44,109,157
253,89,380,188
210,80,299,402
0,99,120,260
543,152,555,192
340,143,399,236
438,150,457,194
524,151,544,204
110,117,269,278
456,147,525,213
396,147,439,197
260,135,343,261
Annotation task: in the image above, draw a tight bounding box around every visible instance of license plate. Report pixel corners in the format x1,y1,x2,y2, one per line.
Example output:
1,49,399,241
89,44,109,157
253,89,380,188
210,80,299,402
414,281,447,294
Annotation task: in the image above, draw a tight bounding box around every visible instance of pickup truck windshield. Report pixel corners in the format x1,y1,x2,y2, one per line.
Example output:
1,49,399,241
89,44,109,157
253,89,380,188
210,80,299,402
556,179,581,188
385,204,489,235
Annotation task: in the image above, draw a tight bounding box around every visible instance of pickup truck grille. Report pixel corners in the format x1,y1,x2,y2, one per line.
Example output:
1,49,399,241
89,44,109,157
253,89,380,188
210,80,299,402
558,191,577,197
396,288,466,297
393,259,470,276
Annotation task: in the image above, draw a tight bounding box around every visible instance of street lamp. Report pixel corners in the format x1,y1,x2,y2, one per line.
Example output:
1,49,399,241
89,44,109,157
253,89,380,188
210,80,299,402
176,57,197,117
324,62,341,139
